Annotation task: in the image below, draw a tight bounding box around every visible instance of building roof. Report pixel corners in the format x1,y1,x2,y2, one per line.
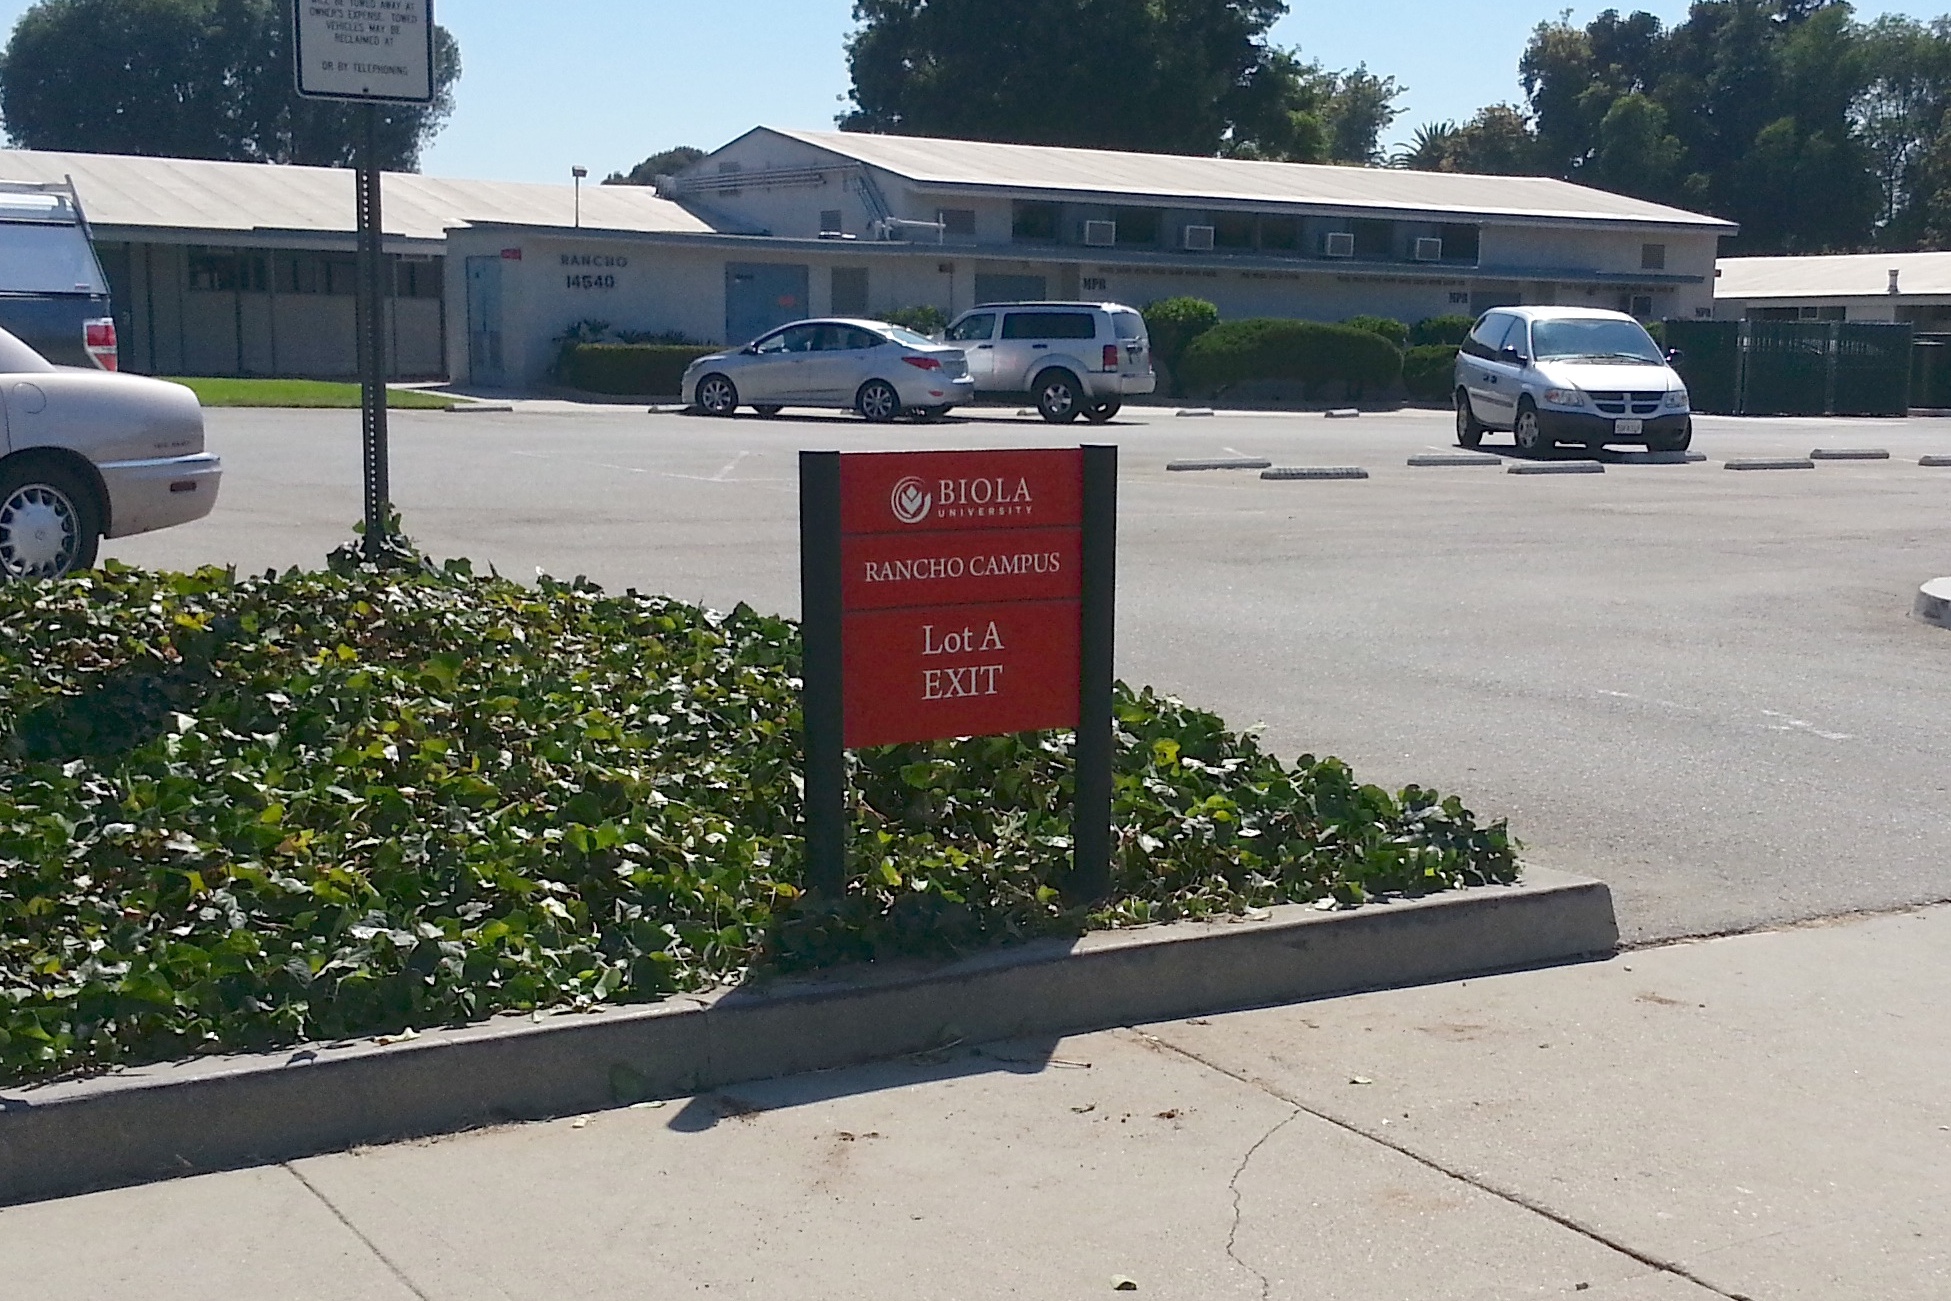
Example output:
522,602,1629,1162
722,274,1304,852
1716,250,1951,300
0,149,713,246
758,128,1737,231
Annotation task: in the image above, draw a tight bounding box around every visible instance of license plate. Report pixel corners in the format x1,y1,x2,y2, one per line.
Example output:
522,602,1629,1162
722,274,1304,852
1614,418,1644,435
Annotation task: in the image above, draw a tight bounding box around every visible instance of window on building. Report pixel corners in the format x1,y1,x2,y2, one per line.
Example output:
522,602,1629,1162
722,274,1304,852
1897,303,1951,325
1012,201,1060,242
187,251,269,292
1439,223,1481,263
819,209,844,236
394,259,443,299
1352,219,1395,260
831,267,869,316
1748,307,1799,320
1629,294,1655,319
1212,212,1257,249
1641,243,1667,271
1260,216,1301,251
717,160,742,196
938,208,977,237
1115,208,1161,245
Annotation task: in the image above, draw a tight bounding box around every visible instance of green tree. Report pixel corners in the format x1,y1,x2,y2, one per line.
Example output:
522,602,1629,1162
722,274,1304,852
1323,65,1402,164
840,0,1351,159
0,0,459,169
1397,106,1540,176
604,146,706,187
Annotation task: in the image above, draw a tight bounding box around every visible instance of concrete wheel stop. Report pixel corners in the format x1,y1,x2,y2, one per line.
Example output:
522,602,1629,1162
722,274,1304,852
0,868,1615,1208
1916,577,1951,629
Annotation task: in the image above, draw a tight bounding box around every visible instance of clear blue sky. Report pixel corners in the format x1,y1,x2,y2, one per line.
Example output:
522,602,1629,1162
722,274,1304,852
0,0,1945,180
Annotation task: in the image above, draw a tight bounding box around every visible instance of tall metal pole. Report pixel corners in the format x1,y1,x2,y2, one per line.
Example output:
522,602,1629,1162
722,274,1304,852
799,451,847,897
356,103,391,559
1070,443,1118,903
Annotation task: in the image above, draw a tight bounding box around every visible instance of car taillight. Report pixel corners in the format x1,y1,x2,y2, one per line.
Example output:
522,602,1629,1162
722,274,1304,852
1103,344,1120,371
84,318,118,371
902,355,942,370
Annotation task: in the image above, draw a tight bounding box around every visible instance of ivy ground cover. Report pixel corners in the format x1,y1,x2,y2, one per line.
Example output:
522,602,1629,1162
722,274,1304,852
0,557,1518,1083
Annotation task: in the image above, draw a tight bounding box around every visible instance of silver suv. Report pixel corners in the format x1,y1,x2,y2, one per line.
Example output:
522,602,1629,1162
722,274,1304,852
1454,306,1692,453
942,301,1156,423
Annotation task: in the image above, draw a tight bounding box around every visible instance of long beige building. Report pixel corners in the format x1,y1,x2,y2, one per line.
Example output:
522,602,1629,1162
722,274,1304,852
0,132,1737,389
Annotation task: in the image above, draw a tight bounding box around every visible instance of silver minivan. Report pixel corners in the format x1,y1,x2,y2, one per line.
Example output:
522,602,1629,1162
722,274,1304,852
942,301,1156,423
1454,306,1692,453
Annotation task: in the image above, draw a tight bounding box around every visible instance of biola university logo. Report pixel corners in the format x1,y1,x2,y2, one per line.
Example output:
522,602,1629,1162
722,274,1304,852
889,475,1036,526
890,476,932,525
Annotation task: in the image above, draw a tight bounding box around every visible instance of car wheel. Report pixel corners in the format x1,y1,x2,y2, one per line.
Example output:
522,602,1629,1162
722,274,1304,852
1647,422,1692,453
696,374,739,417
753,404,782,418
856,379,901,423
0,458,101,580
1513,400,1549,453
1455,389,1485,449
1083,399,1121,424
1034,371,1083,423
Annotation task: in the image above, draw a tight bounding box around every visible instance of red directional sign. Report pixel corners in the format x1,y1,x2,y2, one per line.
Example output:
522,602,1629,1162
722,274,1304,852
836,449,1083,748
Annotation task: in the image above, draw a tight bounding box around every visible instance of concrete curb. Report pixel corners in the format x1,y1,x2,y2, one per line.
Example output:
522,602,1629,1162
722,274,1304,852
443,403,515,415
1261,466,1369,480
0,868,1614,1208
1408,453,1502,467
1809,448,1890,460
1509,461,1604,475
1916,577,1951,629
1166,458,1272,472
1726,458,1815,471
1920,456,1951,468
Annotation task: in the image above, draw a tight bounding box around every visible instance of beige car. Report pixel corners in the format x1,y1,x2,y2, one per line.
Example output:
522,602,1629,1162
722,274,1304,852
0,326,220,579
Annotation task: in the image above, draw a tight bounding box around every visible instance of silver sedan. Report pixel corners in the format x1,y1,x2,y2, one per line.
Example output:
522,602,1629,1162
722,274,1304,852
0,326,220,579
683,319,974,421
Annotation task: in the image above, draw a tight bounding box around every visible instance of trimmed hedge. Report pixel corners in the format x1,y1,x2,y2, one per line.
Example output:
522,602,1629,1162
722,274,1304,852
1178,318,1403,398
1410,315,1474,348
1403,344,1461,400
560,344,719,396
1343,315,1408,347
1142,297,1220,397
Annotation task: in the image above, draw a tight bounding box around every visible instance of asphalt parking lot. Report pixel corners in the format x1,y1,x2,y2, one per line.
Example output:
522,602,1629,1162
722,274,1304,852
103,402,1951,944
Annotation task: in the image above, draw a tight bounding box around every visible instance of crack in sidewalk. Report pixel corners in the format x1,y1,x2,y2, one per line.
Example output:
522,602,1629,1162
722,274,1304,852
1146,1035,1756,1301
1226,1108,1302,1301
284,1163,434,1301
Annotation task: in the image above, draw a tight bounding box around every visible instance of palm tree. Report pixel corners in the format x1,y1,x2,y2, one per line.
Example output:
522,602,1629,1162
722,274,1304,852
1392,122,1458,171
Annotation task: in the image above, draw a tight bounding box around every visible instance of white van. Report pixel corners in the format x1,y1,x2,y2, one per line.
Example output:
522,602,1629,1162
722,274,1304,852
1454,307,1692,452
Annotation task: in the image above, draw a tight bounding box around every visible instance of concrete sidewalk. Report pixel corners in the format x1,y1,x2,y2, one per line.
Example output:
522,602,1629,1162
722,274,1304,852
7,905,1947,1300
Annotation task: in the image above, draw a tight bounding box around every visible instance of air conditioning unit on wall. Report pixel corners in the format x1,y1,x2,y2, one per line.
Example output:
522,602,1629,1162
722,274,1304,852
1183,224,1216,252
1414,237,1444,262
1322,231,1356,258
1083,220,1117,247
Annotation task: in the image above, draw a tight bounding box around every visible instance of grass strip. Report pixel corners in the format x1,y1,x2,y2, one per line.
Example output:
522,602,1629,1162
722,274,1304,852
162,377,457,410
0,551,1517,1083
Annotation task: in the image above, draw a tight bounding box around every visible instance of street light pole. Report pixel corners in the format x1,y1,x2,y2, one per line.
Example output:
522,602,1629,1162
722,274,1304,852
572,165,587,228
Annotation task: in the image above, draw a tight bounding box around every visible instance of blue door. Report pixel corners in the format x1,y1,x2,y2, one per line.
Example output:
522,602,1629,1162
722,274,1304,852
465,256,504,386
725,262,809,347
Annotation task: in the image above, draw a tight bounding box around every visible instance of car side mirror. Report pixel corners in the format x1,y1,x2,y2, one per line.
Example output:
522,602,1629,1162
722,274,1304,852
1666,348,1685,365
1499,345,1526,365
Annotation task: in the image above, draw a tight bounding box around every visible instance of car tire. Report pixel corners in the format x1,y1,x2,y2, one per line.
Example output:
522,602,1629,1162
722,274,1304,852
1455,389,1485,449
696,374,739,417
1647,422,1692,453
0,456,102,580
856,379,901,423
1513,399,1549,454
753,404,782,418
1034,370,1083,423
1084,399,1121,424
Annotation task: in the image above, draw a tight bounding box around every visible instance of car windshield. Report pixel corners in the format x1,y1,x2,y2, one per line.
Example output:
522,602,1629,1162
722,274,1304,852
1531,318,1665,363
879,325,936,348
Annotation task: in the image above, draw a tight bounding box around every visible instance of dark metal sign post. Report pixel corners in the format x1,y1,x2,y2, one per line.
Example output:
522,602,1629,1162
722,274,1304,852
799,445,1117,902
292,0,436,559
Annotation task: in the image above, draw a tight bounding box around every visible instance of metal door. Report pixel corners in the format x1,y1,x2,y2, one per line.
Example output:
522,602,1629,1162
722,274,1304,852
725,263,809,348
465,256,503,386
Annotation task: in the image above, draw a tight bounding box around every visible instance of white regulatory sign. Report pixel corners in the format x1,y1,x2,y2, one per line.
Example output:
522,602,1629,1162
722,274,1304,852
293,0,435,104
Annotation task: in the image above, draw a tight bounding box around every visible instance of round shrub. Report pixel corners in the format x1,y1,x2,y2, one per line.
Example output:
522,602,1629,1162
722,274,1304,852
1141,297,1220,397
1343,315,1408,347
1177,318,1403,398
1410,314,1474,348
881,305,949,336
1402,344,1460,400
